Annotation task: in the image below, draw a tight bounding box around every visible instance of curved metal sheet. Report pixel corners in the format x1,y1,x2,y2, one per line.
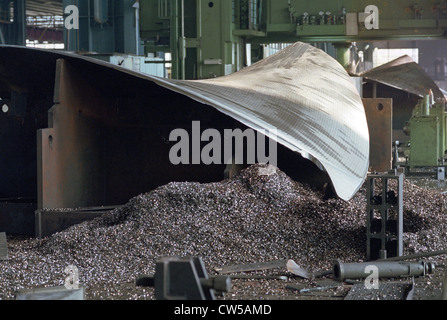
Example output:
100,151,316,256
360,55,445,100
159,43,370,200
0,42,369,200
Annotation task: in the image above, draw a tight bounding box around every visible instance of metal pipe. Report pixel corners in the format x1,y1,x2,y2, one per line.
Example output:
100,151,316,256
333,43,351,70
223,275,288,280
133,1,140,56
0,26,5,45
333,259,435,282
93,0,108,24
377,249,447,262
14,0,26,46
181,0,185,79
423,93,431,115
372,82,377,98
200,276,232,293
286,284,341,293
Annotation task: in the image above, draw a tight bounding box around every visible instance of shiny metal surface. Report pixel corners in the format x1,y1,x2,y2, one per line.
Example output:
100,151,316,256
158,42,370,200
360,55,445,100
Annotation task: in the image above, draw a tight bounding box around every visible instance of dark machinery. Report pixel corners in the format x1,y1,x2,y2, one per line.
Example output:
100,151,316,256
136,257,231,300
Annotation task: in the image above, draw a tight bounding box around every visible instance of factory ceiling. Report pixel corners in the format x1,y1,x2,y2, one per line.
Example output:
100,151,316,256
26,0,63,16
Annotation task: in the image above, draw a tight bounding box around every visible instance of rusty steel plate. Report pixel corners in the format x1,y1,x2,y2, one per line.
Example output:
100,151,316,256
363,98,393,173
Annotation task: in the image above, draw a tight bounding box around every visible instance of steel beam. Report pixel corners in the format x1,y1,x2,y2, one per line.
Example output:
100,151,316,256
26,0,63,16
38,58,111,209
35,206,117,238
366,172,404,260
12,0,26,45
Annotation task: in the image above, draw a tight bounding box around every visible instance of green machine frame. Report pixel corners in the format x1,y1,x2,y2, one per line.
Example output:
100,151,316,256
403,94,447,178
139,0,447,80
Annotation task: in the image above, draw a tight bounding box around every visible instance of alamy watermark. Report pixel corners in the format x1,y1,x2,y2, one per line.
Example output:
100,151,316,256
364,265,379,290
169,121,278,175
64,265,80,290
64,5,79,30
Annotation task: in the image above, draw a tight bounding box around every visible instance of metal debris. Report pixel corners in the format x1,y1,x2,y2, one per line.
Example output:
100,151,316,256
215,260,287,274
218,275,288,281
15,285,85,301
286,259,310,279
0,164,447,300
344,282,415,300
0,232,8,261
286,283,342,294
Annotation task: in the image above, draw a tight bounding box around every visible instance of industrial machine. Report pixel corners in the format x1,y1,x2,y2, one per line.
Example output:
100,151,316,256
136,257,231,300
62,0,142,54
139,0,447,79
402,92,447,179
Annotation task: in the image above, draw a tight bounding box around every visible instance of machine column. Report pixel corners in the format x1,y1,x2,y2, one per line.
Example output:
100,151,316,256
333,42,351,70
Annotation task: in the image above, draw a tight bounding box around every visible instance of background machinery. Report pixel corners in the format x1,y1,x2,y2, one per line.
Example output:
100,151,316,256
138,0,447,79
403,92,447,179
138,1,447,178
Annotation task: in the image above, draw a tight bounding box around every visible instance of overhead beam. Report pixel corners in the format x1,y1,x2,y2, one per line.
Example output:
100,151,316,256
26,1,63,16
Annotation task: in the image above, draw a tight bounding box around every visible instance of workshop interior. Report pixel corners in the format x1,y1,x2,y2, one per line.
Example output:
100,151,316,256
1,0,447,302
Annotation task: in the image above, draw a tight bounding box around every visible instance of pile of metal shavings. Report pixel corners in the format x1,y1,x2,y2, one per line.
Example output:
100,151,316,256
371,177,447,254
1,164,447,300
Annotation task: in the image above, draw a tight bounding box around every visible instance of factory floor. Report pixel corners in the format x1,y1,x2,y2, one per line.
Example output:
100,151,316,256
1,165,446,302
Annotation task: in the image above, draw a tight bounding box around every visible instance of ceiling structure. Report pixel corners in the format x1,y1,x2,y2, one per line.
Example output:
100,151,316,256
26,0,63,17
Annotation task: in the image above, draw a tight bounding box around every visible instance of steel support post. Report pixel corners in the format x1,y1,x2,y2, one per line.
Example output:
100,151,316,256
366,172,404,260
12,0,25,45
333,42,351,70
